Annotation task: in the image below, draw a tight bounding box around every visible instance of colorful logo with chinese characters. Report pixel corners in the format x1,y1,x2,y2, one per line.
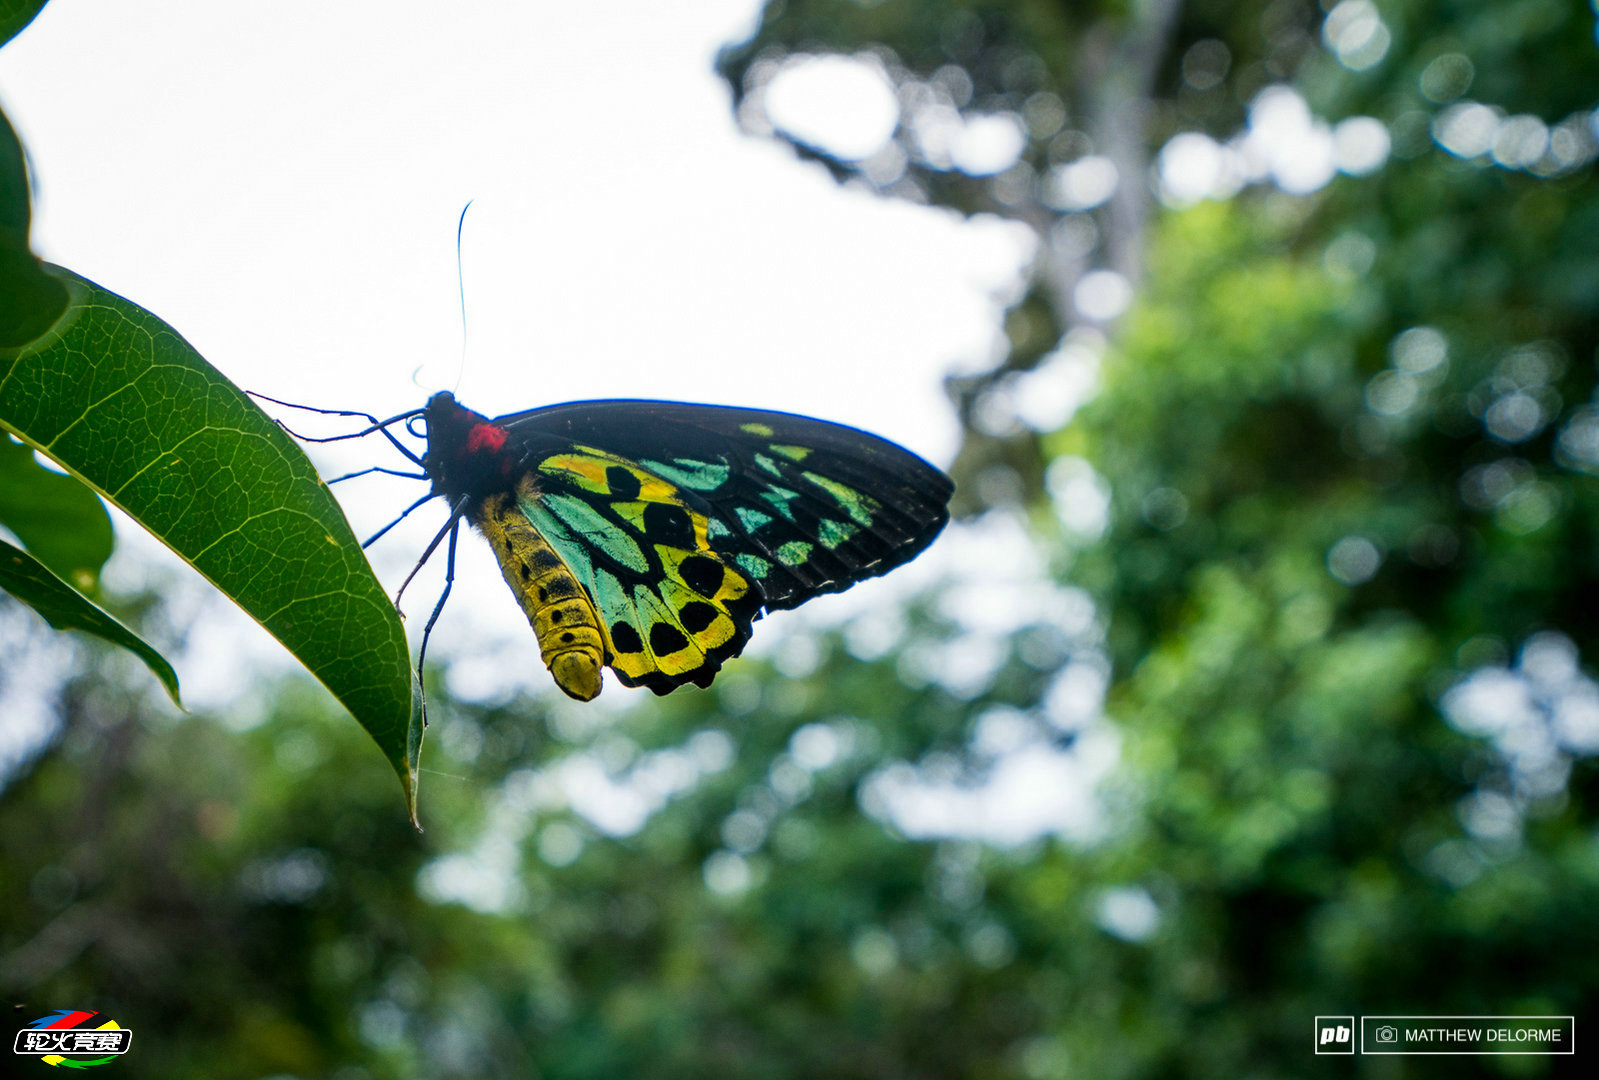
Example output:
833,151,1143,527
12,1011,132,1068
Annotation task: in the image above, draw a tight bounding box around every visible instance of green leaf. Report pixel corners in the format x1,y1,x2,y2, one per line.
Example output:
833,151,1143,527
0,99,69,346
0,434,114,586
0,267,423,821
0,536,180,704
0,1,49,50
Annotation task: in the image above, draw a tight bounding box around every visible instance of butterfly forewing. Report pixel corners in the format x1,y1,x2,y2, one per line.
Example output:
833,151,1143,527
499,400,953,610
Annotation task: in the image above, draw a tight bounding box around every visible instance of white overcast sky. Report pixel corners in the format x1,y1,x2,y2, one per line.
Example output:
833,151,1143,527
0,0,1035,709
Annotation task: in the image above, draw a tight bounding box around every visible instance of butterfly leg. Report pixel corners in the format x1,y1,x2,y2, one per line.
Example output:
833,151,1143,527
363,492,436,549
329,466,429,485
248,392,427,466
395,496,469,615
414,517,460,718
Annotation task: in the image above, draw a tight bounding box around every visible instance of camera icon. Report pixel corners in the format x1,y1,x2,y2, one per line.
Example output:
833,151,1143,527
1375,1025,1399,1044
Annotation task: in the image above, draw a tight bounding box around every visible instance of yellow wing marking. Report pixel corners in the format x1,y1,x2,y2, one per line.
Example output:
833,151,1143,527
541,447,679,502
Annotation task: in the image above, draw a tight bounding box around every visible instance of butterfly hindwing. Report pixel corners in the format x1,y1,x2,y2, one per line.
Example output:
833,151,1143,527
521,447,764,695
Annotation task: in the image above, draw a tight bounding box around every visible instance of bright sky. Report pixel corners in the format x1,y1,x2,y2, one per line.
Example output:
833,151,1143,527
0,0,1034,712
3,1,1029,443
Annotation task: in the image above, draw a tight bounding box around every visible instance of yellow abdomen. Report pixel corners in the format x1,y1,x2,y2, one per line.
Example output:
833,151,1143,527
472,491,606,701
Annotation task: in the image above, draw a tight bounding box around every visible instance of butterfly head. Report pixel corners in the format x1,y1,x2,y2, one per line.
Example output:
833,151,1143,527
424,391,518,502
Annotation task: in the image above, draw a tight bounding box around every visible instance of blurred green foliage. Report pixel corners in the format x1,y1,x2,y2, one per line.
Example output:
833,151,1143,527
4,0,1599,1077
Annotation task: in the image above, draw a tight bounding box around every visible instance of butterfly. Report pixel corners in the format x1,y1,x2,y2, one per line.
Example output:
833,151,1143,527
276,391,953,701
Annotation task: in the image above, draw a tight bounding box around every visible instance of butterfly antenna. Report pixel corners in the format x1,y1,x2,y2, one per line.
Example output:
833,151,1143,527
394,495,470,616
454,199,474,395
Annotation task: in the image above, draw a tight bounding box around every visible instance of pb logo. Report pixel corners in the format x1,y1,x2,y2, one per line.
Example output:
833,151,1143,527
1315,1017,1355,1055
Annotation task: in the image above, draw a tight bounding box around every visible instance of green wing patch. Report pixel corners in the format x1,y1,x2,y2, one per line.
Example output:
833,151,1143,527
690,438,940,611
639,457,730,492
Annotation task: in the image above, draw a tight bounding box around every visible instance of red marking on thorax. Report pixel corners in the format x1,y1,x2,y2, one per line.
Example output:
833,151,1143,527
466,423,508,455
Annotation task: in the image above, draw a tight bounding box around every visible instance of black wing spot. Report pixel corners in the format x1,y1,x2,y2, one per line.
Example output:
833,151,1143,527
530,548,563,574
561,631,575,643
650,623,689,655
642,502,695,547
550,610,563,624
520,563,532,580
679,555,725,597
605,465,643,501
679,601,718,634
611,621,644,654
538,586,549,601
